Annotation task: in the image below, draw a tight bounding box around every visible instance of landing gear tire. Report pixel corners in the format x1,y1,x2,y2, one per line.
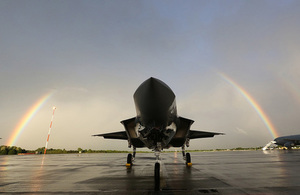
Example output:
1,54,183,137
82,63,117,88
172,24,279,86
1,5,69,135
186,153,192,167
126,153,132,168
154,162,160,191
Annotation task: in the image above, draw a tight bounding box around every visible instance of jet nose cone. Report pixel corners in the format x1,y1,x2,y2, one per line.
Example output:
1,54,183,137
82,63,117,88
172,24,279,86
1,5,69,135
134,77,175,100
149,77,156,81
133,77,177,125
143,77,166,87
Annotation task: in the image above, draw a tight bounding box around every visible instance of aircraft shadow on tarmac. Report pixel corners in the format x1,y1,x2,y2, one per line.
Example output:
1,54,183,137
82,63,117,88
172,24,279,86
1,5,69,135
77,153,230,193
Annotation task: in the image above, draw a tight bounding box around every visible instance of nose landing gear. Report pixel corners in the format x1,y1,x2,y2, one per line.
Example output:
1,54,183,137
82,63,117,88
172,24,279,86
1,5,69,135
154,142,162,191
126,142,191,191
154,162,160,191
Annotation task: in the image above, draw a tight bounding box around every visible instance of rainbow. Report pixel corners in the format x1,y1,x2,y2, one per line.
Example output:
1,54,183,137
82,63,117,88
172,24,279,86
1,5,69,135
277,75,300,106
219,73,279,139
6,92,54,146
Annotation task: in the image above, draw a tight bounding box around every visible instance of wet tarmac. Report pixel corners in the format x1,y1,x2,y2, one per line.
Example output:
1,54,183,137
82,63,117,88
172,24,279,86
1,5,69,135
0,150,300,194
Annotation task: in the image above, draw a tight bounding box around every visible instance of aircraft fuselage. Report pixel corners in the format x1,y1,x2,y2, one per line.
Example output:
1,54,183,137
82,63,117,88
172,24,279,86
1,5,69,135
133,77,178,149
274,134,300,148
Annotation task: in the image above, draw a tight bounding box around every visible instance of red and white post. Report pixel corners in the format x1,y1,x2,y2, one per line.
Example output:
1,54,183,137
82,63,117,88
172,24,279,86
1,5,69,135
44,106,56,154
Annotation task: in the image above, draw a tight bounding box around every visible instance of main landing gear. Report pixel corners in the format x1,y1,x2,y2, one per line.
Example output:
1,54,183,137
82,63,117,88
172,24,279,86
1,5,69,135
182,145,192,167
126,147,136,168
126,153,132,168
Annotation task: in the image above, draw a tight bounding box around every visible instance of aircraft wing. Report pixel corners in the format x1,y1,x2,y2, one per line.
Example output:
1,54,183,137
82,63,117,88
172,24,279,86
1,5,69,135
188,130,224,139
93,131,128,140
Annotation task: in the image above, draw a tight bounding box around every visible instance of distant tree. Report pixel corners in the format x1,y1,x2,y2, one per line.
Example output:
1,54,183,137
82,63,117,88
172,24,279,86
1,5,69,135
1,145,7,151
0,146,8,155
16,147,23,154
36,147,45,153
8,149,17,155
56,149,63,154
0,149,8,155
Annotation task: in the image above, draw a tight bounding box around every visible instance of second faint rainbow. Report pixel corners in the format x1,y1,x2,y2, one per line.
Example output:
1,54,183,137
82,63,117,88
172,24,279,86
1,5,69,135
219,73,279,139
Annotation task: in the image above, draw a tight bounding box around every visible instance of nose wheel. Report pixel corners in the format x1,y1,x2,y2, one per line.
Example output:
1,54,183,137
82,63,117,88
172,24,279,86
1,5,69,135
154,162,160,191
154,142,162,191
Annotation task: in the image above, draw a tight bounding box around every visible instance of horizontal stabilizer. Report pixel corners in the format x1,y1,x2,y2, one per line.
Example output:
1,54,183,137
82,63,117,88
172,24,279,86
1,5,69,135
93,131,128,140
189,130,224,139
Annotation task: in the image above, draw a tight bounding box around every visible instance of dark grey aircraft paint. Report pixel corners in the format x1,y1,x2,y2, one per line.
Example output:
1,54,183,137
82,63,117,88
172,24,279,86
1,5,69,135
94,77,223,150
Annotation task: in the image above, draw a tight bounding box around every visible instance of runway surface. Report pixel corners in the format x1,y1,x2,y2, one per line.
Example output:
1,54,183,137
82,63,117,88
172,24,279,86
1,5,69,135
0,150,300,194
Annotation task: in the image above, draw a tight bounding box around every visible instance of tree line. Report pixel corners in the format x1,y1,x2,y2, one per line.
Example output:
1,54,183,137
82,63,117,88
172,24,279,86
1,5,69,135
2,145,298,155
0,145,27,155
0,145,130,155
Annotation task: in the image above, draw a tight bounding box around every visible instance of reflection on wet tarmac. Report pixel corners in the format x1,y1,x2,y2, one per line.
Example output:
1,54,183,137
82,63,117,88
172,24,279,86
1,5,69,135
0,150,299,194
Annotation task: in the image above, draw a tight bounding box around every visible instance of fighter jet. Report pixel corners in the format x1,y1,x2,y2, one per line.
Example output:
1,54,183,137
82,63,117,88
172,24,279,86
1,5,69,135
263,134,300,150
93,77,223,190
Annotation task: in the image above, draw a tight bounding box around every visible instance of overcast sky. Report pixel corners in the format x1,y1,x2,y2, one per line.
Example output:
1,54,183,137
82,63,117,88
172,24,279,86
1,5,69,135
1,0,300,150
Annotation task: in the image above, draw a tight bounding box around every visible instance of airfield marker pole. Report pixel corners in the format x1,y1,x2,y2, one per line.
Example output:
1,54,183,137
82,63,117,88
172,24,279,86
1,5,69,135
44,106,56,154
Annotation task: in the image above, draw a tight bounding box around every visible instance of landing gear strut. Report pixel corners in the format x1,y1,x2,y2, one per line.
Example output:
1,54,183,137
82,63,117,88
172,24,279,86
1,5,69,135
133,147,136,161
182,145,186,160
